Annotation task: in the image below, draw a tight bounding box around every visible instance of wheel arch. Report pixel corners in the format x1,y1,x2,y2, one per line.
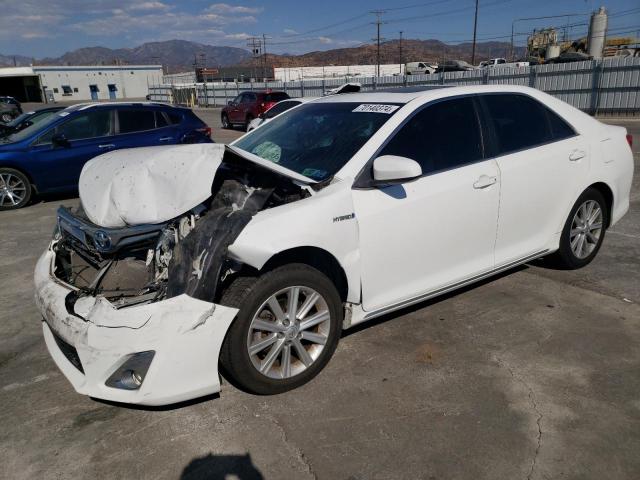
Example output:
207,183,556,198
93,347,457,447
587,181,614,228
0,164,38,193
261,246,350,303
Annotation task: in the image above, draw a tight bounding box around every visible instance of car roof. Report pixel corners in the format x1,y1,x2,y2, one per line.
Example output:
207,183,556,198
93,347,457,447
310,84,548,105
64,102,176,112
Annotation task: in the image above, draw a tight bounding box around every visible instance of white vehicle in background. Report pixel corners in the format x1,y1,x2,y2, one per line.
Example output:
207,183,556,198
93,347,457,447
35,85,633,405
480,57,530,68
248,83,363,131
247,98,317,131
405,62,437,75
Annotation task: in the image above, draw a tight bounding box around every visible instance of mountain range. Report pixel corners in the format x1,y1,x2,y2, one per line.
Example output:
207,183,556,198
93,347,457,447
1,39,525,72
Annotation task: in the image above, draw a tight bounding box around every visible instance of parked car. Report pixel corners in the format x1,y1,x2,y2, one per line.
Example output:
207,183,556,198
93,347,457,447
405,62,437,75
221,90,290,131
479,58,508,67
35,85,633,405
0,103,211,209
435,60,476,73
0,106,64,138
0,96,22,123
247,98,316,131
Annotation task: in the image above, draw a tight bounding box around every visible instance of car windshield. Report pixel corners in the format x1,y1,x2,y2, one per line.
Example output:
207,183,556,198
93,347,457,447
0,110,65,144
234,102,401,181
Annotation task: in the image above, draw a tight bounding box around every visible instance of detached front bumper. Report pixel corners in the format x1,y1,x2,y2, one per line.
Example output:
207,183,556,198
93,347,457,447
34,247,238,406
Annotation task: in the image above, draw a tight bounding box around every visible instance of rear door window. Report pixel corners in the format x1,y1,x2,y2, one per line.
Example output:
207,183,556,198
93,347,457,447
118,109,156,134
155,111,169,128
379,97,484,175
481,94,552,154
167,111,182,124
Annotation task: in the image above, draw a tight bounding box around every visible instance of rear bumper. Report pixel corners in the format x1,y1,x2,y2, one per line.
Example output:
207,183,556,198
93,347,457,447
34,247,238,406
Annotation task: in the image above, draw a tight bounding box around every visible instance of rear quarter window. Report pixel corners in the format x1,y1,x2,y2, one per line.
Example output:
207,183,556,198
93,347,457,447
546,108,575,140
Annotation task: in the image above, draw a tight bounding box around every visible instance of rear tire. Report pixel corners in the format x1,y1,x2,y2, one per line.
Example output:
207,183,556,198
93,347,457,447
550,188,608,269
220,264,343,395
221,113,230,129
0,168,32,210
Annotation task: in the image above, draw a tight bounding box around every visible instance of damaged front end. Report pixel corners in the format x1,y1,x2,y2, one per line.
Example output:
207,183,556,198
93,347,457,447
54,148,311,306
35,145,315,405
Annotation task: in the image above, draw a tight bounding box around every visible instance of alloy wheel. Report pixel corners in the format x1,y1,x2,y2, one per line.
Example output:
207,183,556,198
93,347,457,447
246,286,331,379
0,173,27,207
570,199,603,259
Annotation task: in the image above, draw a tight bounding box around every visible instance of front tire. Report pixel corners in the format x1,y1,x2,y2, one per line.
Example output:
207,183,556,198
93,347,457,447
220,264,343,395
1,112,14,123
0,168,32,210
551,188,608,269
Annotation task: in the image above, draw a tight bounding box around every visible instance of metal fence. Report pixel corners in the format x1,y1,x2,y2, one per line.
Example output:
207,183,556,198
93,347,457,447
148,56,640,115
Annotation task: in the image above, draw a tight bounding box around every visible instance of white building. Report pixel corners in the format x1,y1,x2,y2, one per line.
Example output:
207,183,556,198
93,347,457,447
0,65,163,103
274,64,405,81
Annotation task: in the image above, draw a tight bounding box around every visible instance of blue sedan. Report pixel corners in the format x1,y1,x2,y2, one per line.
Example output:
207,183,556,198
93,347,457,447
0,102,212,210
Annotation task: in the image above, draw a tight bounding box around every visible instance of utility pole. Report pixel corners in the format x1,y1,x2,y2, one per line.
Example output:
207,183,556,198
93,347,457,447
371,10,386,77
262,34,269,80
471,0,479,65
399,31,403,74
247,37,262,80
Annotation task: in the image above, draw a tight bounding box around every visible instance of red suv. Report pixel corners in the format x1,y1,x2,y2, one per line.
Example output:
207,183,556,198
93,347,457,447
221,90,290,131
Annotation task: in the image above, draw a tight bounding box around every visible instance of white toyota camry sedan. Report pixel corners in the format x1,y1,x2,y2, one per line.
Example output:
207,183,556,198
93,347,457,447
35,85,633,405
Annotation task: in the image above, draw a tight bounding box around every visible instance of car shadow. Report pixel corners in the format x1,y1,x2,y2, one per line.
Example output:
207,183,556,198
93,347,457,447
343,263,529,338
91,393,220,411
180,453,264,480
32,191,79,205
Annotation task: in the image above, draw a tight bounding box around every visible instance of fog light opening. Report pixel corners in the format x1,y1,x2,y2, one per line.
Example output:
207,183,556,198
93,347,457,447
120,369,143,389
105,350,155,391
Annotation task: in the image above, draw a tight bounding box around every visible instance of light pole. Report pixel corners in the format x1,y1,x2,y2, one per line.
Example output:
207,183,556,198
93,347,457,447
399,31,403,75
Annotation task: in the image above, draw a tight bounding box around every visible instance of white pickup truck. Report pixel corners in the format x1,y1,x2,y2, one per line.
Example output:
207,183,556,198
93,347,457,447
480,57,530,68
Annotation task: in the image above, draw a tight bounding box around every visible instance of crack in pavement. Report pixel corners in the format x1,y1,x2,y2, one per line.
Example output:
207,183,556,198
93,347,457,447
495,356,544,480
262,413,317,480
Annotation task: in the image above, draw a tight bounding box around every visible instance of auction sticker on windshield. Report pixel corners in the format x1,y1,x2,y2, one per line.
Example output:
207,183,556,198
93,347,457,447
352,104,400,114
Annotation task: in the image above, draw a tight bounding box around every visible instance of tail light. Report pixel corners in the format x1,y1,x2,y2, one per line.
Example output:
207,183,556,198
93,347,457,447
626,134,633,148
197,126,212,138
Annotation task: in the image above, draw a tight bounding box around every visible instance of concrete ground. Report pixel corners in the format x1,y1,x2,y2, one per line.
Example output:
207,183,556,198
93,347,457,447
0,109,639,480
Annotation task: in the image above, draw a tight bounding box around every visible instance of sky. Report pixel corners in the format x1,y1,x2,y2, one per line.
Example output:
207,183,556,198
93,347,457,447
0,0,639,58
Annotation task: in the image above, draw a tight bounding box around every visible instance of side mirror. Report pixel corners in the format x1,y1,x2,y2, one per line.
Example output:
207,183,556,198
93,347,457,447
51,133,70,148
373,155,422,183
227,101,234,106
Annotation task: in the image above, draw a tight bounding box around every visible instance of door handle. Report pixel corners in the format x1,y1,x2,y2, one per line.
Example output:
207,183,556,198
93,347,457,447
98,144,115,149
159,136,172,142
473,175,497,189
569,149,586,161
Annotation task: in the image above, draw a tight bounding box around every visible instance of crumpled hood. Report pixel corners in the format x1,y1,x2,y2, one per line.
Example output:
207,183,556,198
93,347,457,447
79,144,225,227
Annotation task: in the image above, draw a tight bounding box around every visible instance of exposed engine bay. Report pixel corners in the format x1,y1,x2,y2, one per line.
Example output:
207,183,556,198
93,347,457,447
52,148,313,309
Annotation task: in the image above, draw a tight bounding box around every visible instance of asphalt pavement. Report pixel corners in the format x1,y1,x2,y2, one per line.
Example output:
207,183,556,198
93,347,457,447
0,109,638,480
